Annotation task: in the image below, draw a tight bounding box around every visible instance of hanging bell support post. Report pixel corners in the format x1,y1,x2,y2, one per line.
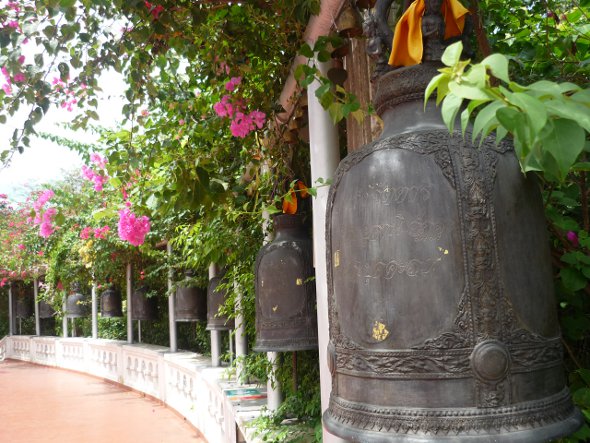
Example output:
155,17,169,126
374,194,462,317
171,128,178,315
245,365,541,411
209,262,222,367
138,320,142,343
307,58,341,442
8,282,14,336
33,277,40,336
126,262,133,344
167,242,178,352
234,279,248,382
260,183,283,412
62,296,68,338
91,279,98,339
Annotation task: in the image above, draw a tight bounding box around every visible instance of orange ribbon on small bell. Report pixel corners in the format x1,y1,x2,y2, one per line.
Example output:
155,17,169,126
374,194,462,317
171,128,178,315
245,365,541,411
282,180,309,215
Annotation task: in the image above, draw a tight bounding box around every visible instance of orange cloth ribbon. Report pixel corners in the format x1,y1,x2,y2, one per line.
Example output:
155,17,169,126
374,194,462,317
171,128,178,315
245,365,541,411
388,0,469,67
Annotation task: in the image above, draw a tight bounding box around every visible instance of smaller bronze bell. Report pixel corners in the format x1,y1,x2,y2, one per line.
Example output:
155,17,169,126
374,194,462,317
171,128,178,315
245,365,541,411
15,282,34,319
66,284,90,318
100,286,123,317
336,5,363,37
39,300,55,319
254,214,318,352
327,59,348,86
175,271,207,322
206,276,234,331
131,286,158,321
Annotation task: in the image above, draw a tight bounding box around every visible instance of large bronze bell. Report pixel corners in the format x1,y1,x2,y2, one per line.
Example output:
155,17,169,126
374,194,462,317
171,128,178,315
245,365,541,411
39,300,55,319
323,63,582,442
100,286,123,317
175,271,207,322
131,286,158,321
66,284,90,318
206,275,234,330
254,214,318,352
15,282,34,319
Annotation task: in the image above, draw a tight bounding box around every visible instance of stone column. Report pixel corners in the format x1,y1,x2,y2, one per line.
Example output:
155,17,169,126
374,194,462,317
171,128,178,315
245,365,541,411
126,263,133,344
209,263,221,367
34,277,40,336
308,59,341,441
91,280,98,339
8,282,14,336
168,242,178,352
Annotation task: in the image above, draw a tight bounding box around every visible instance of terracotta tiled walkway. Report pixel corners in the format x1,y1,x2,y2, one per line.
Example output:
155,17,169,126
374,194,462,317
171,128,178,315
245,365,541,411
0,359,207,443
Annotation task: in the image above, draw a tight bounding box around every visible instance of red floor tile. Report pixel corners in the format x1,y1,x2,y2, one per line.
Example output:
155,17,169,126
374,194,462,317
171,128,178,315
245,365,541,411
0,359,207,443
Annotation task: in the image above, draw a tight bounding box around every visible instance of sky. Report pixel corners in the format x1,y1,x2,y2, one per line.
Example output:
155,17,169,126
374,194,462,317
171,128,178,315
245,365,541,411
0,70,126,201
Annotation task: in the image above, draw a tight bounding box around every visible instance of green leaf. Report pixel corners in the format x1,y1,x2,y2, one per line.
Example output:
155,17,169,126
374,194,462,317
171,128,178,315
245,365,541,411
472,101,504,143
441,93,462,132
481,53,510,83
441,41,463,67
92,207,118,221
560,267,587,292
509,92,547,135
463,64,486,88
299,43,314,58
545,99,590,133
573,387,590,408
424,73,445,105
539,118,586,180
448,81,491,101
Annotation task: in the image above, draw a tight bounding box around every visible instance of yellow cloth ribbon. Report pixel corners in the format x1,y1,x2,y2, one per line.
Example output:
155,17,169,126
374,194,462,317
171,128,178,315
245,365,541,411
388,0,470,67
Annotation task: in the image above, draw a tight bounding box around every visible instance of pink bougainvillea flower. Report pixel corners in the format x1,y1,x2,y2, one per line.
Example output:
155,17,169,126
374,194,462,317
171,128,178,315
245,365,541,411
33,189,54,211
39,207,57,238
2,83,12,95
178,119,185,126
567,231,579,247
0,278,7,287
249,110,266,129
225,76,242,92
56,281,64,290
0,193,7,199
144,1,164,19
213,95,235,118
80,226,92,239
230,112,254,138
37,250,44,256
17,244,25,250
17,55,25,64
13,72,25,83
90,153,107,169
7,20,19,29
94,225,110,239
117,209,150,246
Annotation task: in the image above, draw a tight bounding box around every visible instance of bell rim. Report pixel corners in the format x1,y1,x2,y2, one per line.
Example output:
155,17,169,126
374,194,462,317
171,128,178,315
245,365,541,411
323,389,583,443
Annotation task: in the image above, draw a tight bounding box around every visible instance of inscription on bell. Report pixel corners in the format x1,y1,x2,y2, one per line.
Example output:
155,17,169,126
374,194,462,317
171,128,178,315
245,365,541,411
357,183,431,205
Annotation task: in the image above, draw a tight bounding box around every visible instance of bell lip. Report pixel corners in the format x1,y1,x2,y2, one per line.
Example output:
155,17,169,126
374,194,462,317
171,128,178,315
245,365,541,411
100,312,123,318
323,403,584,443
205,324,234,331
253,344,319,352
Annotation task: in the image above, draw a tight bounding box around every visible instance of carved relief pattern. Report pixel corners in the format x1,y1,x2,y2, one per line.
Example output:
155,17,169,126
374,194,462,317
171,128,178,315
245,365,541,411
328,389,575,435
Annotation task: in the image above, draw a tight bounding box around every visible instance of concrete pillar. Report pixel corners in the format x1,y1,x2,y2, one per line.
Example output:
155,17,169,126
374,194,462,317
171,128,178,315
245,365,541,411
167,242,178,352
209,263,221,367
91,280,98,339
260,186,282,411
234,279,248,382
34,277,40,336
8,282,14,336
126,263,133,344
62,294,68,338
308,59,342,441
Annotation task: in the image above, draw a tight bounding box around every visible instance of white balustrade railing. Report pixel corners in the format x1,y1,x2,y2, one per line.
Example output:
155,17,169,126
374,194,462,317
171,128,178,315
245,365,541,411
0,335,265,443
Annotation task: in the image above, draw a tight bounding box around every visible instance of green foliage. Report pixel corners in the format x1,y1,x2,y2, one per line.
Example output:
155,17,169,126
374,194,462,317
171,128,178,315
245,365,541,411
295,35,365,124
426,41,590,182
